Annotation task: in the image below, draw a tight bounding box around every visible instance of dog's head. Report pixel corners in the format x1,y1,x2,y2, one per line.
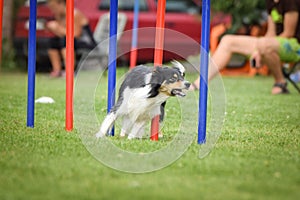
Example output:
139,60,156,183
149,61,190,97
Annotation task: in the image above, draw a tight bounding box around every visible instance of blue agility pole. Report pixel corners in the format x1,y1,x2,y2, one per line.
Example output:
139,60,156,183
107,0,118,136
129,0,140,68
27,0,37,128
198,0,211,144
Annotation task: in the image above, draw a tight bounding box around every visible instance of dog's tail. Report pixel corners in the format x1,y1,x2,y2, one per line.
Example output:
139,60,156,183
95,112,117,138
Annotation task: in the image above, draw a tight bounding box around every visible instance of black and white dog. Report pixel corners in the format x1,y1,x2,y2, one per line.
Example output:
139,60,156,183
96,61,190,139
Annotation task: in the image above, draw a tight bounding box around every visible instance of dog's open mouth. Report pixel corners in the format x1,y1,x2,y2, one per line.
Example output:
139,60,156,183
171,89,186,97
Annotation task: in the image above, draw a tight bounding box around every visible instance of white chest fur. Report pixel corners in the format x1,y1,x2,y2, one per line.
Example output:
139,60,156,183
118,86,169,122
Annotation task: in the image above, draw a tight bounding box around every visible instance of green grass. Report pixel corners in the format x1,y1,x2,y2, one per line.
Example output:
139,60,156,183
0,69,299,200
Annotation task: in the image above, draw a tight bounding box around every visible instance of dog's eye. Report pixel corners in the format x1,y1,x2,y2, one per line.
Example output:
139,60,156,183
169,78,176,82
169,74,178,82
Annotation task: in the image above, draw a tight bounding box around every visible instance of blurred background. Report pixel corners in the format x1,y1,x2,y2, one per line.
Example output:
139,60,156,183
2,0,267,72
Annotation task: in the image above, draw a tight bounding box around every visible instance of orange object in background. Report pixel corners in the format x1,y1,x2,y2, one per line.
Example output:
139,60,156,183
210,23,227,54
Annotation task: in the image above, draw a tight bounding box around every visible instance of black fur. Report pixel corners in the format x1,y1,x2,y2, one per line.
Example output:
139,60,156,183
96,62,190,139
110,65,187,122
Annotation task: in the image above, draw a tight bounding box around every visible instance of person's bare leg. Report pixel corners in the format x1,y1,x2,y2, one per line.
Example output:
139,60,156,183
61,48,66,67
48,49,62,77
209,35,258,80
257,37,286,94
264,52,287,94
190,35,258,89
191,35,287,94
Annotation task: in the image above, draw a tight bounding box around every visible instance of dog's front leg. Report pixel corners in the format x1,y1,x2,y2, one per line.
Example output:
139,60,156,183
136,124,146,139
128,122,145,140
120,116,132,137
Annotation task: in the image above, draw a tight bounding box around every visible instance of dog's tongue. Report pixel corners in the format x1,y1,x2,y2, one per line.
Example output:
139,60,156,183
172,89,186,97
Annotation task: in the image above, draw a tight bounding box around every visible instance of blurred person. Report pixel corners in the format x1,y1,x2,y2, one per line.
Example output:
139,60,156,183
190,0,300,94
46,0,93,77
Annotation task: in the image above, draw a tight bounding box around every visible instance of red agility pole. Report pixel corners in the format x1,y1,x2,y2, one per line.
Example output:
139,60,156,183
150,0,166,141
0,0,3,67
65,0,74,131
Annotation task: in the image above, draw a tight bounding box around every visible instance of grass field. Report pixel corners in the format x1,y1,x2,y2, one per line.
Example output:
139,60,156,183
0,69,299,200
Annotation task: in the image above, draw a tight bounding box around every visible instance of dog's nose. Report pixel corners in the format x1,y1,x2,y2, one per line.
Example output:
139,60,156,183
185,82,191,89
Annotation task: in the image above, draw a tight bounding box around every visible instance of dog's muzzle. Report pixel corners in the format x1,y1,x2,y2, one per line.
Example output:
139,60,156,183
171,81,191,97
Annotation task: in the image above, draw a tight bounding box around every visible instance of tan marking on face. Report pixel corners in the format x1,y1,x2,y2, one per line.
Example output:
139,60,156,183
159,80,186,96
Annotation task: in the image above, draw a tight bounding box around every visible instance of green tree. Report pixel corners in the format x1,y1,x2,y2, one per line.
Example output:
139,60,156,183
211,0,266,33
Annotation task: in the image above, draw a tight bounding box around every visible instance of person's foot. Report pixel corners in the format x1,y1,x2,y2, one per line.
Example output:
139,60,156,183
272,82,290,94
50,70,62,78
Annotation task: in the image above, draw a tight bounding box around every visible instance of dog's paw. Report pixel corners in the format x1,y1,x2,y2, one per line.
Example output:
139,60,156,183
120,129,127,137
120,133,126,137
95,131,105,138
159,131,163,138
127,134,137,140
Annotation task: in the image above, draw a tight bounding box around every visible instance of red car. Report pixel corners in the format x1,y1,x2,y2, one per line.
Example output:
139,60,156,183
13,0,230,70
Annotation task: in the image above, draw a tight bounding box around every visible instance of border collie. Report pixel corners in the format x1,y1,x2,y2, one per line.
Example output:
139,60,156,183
96,61,190,139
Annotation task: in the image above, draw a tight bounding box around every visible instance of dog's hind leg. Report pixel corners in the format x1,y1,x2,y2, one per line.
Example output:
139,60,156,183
159,101,166,123
159,102,166,138
96,112,117,138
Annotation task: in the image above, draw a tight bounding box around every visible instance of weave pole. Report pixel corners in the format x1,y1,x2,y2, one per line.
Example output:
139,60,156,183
0,0,3,67
107,0,118,136
198,0,211,144
150,0,166,141
129,0,139,69
26,0,37,128
65,0,74,131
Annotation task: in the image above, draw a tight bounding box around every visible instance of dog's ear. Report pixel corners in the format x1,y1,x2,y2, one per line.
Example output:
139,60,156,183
171,60,185,76
148,67,164,98
153,66,162,72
